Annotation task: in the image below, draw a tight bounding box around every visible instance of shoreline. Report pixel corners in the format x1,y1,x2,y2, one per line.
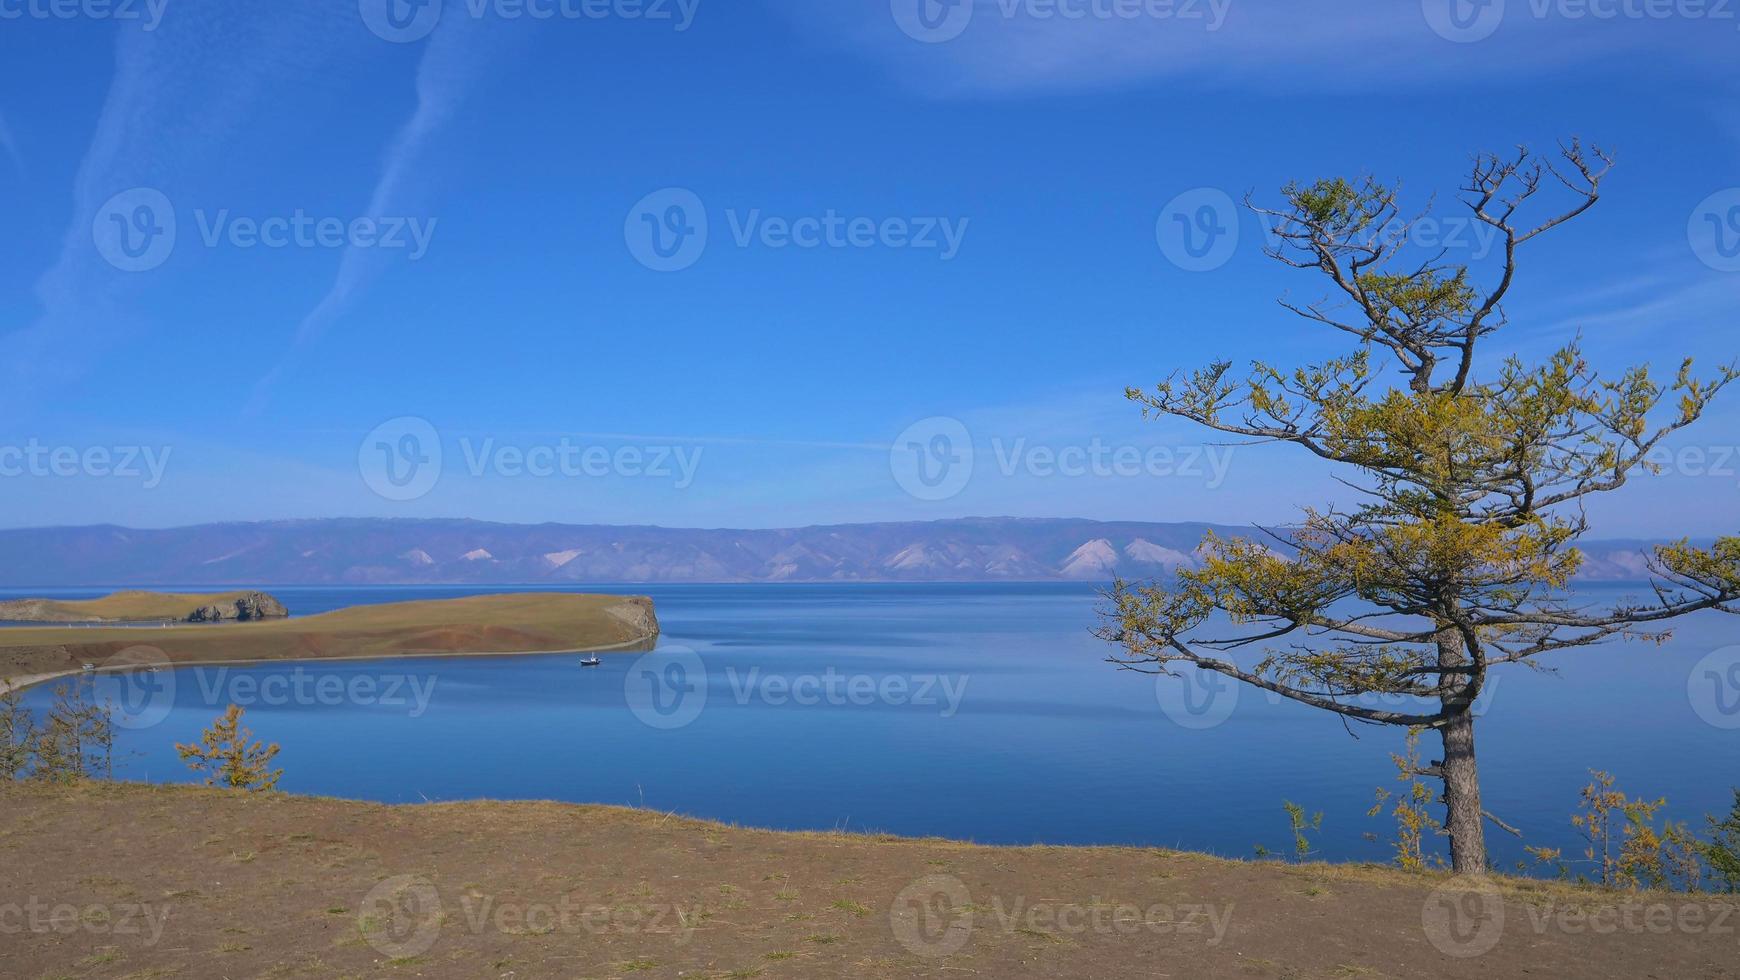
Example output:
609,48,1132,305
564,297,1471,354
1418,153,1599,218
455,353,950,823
0,633,656,696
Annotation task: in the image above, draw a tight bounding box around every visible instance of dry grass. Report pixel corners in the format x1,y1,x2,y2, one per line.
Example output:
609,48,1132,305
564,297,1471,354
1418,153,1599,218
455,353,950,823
5,780,1736,980
0,590,266,623
0,592,658,689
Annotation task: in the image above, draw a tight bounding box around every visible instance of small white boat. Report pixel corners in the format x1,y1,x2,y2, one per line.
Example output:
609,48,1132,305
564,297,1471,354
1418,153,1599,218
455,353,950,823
579,655,602,668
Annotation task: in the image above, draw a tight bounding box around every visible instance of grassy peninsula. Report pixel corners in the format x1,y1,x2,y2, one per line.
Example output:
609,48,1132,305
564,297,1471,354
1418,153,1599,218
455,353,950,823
0,592,659,691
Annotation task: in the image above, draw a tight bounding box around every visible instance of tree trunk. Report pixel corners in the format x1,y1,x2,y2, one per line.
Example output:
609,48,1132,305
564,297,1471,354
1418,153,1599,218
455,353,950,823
1439,710,1487,875
1435,626,1487,875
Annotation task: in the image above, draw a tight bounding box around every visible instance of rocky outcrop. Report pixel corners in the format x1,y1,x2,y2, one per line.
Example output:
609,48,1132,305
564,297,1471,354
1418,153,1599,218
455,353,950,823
186,592,289,623
606,595,661,641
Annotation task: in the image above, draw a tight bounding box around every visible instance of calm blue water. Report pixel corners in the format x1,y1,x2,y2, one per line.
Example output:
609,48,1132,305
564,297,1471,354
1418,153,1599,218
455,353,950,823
11,583,1740,869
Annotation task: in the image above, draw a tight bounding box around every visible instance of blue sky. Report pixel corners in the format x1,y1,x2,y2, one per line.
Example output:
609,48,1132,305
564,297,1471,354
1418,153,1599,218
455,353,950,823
0,0,1736,535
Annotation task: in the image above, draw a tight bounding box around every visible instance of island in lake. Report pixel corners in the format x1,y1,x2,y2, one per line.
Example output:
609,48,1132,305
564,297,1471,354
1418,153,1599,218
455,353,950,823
0,589,290,623
0,591,658,692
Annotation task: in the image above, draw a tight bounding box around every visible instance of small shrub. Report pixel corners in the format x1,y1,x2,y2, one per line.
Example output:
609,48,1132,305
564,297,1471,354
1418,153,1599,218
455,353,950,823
3,680,116,782
1367,728,1443,871
175,705,282,791
1571,770,1701,890
1283,800,1323,862
0,689,36,780
1700,789,1740,893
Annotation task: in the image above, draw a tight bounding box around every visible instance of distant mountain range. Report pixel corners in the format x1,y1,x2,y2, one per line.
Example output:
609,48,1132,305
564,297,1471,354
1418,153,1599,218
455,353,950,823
0,518,1678,587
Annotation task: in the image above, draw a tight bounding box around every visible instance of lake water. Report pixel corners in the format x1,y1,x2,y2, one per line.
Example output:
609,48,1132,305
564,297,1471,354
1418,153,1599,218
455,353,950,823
11,583,1740,870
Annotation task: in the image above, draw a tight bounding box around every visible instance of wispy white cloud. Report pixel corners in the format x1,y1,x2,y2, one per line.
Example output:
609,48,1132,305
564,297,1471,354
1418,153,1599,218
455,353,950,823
780,0,1731,97
1543,274,1739,340
246,18,521,416
0,4,362,412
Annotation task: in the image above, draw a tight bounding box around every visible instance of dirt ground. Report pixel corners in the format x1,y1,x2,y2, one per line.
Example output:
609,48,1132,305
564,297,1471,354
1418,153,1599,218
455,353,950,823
2,782,1736,980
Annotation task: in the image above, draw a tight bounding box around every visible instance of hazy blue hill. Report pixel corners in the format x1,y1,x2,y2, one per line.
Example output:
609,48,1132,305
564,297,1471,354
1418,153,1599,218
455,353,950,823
0,518,1673,586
